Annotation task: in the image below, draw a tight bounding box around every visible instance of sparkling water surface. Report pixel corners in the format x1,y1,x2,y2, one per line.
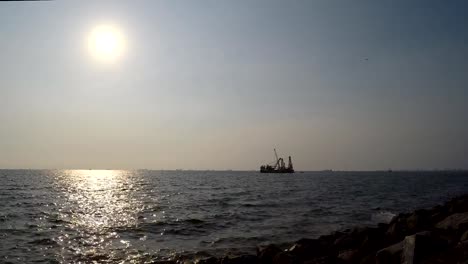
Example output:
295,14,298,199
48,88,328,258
1,170,467,263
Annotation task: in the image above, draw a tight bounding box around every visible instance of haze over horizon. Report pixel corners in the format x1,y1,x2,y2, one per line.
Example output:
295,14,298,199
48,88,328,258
1,0,467,171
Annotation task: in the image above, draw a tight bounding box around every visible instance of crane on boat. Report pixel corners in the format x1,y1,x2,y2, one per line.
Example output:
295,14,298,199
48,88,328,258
260,148,294,173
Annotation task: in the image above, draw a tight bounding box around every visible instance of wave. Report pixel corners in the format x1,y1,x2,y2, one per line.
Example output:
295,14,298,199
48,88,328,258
371,211,396,224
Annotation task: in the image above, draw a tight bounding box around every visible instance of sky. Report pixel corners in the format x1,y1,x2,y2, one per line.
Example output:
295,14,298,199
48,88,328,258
0,0,467,170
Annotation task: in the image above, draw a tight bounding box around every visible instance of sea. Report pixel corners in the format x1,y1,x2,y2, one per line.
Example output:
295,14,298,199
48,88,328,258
1,170,467,263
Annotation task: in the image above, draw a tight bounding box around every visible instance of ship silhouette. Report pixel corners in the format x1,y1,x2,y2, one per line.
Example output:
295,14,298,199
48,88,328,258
260,149,294,173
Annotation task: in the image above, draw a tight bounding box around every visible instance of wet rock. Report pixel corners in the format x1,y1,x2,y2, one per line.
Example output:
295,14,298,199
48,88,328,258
333,227,385,262
302,256,335,264
377,223,389,231
334,227,368,250
196,257,219,264
427,205,449,225
272,251,295,264
376,240,404,264
221,255,257,264
319,232,343,245
385,213,410,244
454,240,468,261
447,195,468,214
288,238,333,262
360,227,386,252
257,245,282,264
436,212,468,231
402,233,417,264
460,230,468,242
333,233,356,250
337,248,360,262
359,254,376,264
401,231,449,264
406,209,431,233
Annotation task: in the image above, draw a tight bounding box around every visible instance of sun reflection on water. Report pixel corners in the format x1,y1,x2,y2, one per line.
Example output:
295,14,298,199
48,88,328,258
53,170,146,262
61,170,140,230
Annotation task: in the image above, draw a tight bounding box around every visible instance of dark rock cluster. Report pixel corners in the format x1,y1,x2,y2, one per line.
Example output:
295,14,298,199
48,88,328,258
156,195,468,264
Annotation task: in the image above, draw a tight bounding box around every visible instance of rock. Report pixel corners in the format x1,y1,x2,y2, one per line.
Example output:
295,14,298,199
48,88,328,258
337,249,359,262
333,227,386,262
257,245,282,264
406,209,431,233
334,227,369,250
402,233,416,264
447,196,468,214
333,234,356,250
427,205,449,225
221,255,257,264
302,256,335,264
378,223,389,231
360,227,386,252
460,230,468,242
359,254,376,264
196,257,219,264
288,238,333,262
318,232,343,245
436,212,468,231
376,240,404,264
272,251,295,264
401,231,449,264
386,214,410,244
455,240,468,262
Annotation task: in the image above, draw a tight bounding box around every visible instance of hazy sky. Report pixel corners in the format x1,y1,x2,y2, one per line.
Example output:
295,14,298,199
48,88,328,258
0,0,467,170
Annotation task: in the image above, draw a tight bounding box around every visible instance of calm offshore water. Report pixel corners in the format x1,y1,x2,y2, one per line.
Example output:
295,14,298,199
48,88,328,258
1,170,467,263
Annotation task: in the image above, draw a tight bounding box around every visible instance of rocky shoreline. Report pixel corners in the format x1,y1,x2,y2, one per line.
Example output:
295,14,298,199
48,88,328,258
161,194,468,264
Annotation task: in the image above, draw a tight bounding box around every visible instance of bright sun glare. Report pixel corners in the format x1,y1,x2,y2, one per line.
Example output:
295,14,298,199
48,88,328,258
88,25,125,63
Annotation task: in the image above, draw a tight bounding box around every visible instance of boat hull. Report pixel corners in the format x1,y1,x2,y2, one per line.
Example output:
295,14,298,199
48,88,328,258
260,168,294,173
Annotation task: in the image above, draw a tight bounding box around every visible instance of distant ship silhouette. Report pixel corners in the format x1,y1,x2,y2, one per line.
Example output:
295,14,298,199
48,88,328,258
260,149,294,173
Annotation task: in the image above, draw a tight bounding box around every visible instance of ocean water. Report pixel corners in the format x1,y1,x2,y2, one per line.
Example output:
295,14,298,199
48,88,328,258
1,170,467,263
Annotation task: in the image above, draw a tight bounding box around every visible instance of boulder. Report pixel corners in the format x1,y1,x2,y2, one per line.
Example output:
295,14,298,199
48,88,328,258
334,227,369,250
359,254,376,264
436,212,468,231
377,223,389,231
196,257,219,264
360,227,386,252
406,209,431,233
385,213,410,244
333,233,357,250
460,230,468,242
272,251,295,264
302,256,335,264
447,196,468,214
257,245,282,264
455,240,468,261
288,238,334,261
402,233,416,264
427,205,449,225
318,232,344,245
401,231,449,264
376,240,404,264
337,248,360,262
221,255,257,264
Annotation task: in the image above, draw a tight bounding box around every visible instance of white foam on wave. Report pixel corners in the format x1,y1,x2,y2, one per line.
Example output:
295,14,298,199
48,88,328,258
371,211,396,224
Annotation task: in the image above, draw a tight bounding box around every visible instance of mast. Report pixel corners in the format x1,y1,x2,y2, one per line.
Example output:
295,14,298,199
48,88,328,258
288,156,293,170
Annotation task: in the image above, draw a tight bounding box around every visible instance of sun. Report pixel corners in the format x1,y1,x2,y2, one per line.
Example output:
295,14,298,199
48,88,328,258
88,25,125,63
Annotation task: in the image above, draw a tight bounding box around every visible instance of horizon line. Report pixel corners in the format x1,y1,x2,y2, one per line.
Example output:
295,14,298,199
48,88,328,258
0,168,467,172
